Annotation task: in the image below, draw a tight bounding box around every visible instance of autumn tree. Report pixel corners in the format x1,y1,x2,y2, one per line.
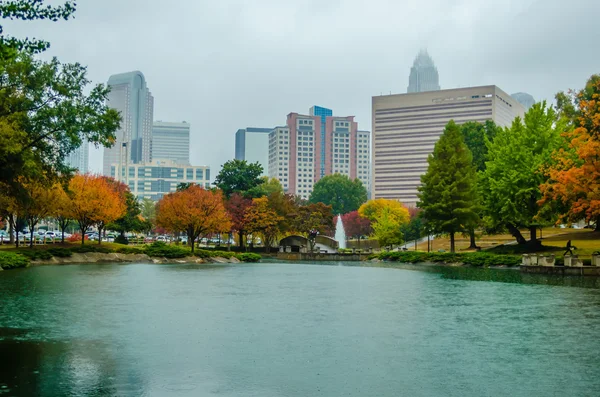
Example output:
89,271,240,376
52,182,72,243
481,103,565,244
292,203,334,252
418,120,479,253
243,197,283,252
156,185,231,253
358,199,410,250
69,174,126,245
225,192,252,248
540,75,600,229
340,211,372,248
20,178,55,247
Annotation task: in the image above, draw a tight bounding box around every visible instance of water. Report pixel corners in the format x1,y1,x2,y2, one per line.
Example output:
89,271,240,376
1,262,600,397
335,215,346,249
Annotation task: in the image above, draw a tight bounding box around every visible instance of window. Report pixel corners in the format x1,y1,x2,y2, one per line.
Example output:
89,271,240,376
196,169,204,180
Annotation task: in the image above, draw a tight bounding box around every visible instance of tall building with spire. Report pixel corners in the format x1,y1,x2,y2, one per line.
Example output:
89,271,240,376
407,50,441,93
103,71,154,176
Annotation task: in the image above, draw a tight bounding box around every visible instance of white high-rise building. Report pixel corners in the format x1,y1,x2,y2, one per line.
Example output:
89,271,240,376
152,121,190,165
66,140,89,173
103,71,154,176
372,85,525,205
268,126,290,192
235,127,272,175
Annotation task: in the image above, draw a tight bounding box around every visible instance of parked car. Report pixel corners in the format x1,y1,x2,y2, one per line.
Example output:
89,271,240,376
144,236,154,243
156,235,168,243
45,231,57,238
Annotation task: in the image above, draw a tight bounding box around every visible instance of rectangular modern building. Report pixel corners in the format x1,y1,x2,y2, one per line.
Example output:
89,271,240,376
372,85,525,205
268,107,371,200
111,159,210,201
103,71,154,176
66,140,89,173
152,121,190,165
234,127,272,175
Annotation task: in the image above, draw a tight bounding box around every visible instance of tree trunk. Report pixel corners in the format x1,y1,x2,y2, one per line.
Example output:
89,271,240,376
450,232,455,253
506,223,527,244
357,236,361,249
61,229,65,244
9,215,14,244
595,217,600,232
81,227,86,246
468,229,478,249
190,236,195,253
29,226,35,248
529,226,538,245
414,239,417,251
98,226,102,245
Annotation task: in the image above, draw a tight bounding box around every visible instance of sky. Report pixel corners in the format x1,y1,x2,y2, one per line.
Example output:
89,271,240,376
4,0,600,177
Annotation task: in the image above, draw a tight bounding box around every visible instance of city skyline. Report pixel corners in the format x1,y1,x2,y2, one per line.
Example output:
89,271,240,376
6,0,598,179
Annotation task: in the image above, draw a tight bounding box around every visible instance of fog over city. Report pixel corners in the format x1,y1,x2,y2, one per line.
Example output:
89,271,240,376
4,0,599,176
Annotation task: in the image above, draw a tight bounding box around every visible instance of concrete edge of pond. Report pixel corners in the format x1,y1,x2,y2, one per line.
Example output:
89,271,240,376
26,252,242,266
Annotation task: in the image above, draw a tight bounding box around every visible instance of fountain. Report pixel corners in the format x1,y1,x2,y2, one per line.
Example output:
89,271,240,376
335,215,346,249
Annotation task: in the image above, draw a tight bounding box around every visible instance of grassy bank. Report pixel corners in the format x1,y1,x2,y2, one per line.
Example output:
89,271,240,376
372,251,521,267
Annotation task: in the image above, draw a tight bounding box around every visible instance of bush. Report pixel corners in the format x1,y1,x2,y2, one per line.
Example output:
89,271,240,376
236,253,261,262
47,248,73,258
70,245,113,254
338,248,353,254
373,251,521,267
67,233,87,243
18,250,53,260
144,242,189,258
0,252,30,269
114,235,129,245
115,247,143,254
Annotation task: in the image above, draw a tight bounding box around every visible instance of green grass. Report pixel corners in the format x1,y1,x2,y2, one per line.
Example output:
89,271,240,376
373,251,521,267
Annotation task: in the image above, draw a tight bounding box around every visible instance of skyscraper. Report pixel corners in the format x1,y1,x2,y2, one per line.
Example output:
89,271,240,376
268,108,370,199
407,50,441,93
152,121,191,165
234,127,272,175
66,140,89,173
309,105,333,178
103,71,154,176
372,85,525,205
511,92,536,110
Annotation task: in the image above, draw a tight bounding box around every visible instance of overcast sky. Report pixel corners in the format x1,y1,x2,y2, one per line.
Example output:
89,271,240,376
5,0,600,176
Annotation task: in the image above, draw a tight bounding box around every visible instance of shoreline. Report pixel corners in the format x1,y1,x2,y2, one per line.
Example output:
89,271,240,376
26,252,243,266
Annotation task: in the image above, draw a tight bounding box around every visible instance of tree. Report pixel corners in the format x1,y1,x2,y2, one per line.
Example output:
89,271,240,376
0,0,76,56
52,182,72,243
108,191,148,241
225,192,252,248
20,177,55,247
340,211,372,248
309,173,368,215
460,120,501,248
417,120,479,253
358,199,410,225
243,197,283,252
213,159,263,198
540,75,600,229
156,185,231,253
0,52,120,191
481,103,565,245
69,174,126,245
292,203,334,252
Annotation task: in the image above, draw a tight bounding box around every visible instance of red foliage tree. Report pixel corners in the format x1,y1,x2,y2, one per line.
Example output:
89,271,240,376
225,192,252,247
341,211,372,247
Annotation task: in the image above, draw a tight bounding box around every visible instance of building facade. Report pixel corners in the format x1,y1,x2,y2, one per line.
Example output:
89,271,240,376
309,105,333,178
234,127,272,174
66,140,89,173
152,121,190,165
372,85,525,205
268,108,371,199
407,50,441,93
111,159,210,201
103,71,154,176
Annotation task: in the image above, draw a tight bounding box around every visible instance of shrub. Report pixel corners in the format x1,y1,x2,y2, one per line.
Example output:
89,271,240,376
18,250,53,260
47,248,73,258
115,247,143,254
67,233,87,242
144,242,189,258
114,235,129,245
0,252,30,269
70,245,113,254
236,253,261,262
374,251,521,267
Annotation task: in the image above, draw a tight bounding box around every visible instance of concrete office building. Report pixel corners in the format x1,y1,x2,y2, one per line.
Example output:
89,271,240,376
66,140,89,173
268,108,371,199
111,159,210,201
407,50,441,93
372,85,525,205
234,127,272,174
103,71,154,176
152,121,190,165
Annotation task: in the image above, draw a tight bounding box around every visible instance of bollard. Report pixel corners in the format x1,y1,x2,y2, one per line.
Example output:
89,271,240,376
539,254,555,267
592,253,600,267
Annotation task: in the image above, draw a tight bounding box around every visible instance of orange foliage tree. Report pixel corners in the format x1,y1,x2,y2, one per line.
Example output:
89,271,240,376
53,183,73,243
20,178,56,247
69,174,126,245
540,75,600,229
243,196,283,252
156,184,231,253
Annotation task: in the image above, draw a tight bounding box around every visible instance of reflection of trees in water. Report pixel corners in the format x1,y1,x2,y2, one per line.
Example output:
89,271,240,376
0,332,145,396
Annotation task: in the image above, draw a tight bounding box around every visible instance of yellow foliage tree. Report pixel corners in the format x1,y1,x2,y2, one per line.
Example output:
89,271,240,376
243,196,283,252
358,199,411,249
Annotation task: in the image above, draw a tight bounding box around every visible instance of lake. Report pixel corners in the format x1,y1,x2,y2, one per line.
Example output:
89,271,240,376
1,262,599,396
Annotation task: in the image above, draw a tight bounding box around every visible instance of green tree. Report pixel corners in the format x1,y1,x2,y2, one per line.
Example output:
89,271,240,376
460,120,500,249
371,207,405,250
417,120,479,253
480,102,565,244
107,192,149,241
309,173,368,215
0,52,120,191
0,0,76,56
213,159,263,198
246,176,283,198
140,198,156,229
